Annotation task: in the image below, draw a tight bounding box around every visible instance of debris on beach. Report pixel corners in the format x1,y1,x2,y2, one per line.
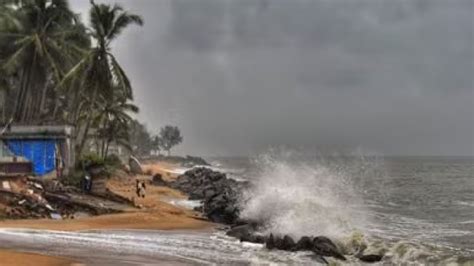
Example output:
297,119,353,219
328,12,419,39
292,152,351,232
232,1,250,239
0,171,131,220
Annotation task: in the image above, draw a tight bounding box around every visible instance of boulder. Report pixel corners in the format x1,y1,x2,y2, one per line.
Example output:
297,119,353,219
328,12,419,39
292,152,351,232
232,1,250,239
265,234,276,250
294,236,314,251
168,167,241,225
226,224,255,239
152,174,167,186
358,254,383,263
273,236,284,250
312,236,346,261
281,235,296,250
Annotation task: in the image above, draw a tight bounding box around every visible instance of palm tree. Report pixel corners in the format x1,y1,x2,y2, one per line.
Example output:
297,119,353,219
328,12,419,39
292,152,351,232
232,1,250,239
94,94,139,158
0,0,89,123
61,0,143,157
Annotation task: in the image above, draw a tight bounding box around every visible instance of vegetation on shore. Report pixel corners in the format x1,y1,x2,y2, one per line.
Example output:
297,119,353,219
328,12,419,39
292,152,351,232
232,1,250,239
0,0,183,164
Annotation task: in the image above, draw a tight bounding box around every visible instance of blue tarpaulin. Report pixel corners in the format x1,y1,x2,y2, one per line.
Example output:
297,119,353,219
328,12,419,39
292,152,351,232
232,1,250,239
6,140,56,176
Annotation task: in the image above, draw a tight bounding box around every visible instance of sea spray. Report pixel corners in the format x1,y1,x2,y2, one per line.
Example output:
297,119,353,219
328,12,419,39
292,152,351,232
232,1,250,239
238,150,383,240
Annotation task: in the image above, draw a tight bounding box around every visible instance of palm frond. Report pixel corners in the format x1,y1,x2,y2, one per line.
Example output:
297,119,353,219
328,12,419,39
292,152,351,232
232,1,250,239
108,53,132,99
107,12,143,41
3,38,31,73
56,50,92,88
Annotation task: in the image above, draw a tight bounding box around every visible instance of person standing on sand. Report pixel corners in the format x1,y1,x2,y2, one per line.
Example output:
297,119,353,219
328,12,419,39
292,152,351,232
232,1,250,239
136,180,146,198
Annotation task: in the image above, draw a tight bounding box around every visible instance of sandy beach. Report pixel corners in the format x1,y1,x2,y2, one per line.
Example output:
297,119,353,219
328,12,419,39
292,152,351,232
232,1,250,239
0,250,76,266
0,161,211,265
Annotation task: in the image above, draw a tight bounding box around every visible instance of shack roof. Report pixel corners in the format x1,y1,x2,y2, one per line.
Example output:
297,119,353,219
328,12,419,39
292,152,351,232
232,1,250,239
0,125,74,140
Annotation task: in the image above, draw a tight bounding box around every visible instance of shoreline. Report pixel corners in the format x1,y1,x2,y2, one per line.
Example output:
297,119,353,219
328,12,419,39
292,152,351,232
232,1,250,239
0,161,210,232
0,160,212,265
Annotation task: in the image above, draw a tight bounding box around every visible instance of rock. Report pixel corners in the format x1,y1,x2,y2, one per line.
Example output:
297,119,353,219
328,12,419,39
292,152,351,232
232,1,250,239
254,235,266,244
203,188,217,198
129,156,143,175
266,234,276,250
226,223,264,244
171,168,241,224
226,224,255,239
152,174,167,186
281,235,296,250
294,236,314,251
273,236,284,250
239,234,256,243
358,254,383,263
312,236,346,261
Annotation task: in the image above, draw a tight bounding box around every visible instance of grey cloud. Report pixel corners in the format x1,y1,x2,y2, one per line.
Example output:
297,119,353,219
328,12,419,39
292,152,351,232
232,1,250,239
70,0,473,156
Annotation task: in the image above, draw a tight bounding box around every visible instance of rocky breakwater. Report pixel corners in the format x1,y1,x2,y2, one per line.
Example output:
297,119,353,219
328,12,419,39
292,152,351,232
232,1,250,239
169,167,243,224
168,167,383,264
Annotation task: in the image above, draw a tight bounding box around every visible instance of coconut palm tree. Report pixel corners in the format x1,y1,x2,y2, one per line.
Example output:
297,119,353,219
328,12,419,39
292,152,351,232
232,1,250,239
61,0,143,157
94,94,139,158
0,0,89,123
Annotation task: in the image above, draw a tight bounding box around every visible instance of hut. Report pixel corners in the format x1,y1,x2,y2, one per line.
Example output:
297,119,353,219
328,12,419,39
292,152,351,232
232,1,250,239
0,125,75,178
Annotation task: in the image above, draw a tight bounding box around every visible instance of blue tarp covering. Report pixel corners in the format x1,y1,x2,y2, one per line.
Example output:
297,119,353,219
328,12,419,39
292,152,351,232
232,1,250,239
6,140,56,176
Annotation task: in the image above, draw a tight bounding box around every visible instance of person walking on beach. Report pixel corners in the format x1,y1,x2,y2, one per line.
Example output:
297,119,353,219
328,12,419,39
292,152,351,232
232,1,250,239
136,179,146,198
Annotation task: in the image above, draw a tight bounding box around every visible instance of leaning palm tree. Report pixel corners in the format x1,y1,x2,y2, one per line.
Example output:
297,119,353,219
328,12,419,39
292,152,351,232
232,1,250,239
0,0,89,123
61,0,143,157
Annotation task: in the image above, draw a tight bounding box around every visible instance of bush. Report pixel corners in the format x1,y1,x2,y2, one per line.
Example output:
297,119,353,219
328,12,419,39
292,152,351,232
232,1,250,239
62,170,84,188
77,152,105,170
72,153,124,182
104,154,122,168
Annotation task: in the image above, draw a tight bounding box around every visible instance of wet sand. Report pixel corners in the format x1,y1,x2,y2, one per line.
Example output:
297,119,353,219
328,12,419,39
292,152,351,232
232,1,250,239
0,250,76,266
0,210,211,231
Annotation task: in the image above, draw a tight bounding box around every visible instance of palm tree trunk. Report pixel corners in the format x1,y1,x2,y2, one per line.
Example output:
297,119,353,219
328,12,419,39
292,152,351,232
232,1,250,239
68,81,81,124
13,67,30,123
38,75,50,120
76,88,98,158
100,137,106,158
104,139,111,158
77,116,92,158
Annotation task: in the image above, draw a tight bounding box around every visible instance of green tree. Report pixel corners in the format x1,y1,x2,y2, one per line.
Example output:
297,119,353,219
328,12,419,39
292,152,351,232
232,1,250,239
61,0,143,157
159,125,183,156
128,119,152,156
94,94,138,158
0,0,89,123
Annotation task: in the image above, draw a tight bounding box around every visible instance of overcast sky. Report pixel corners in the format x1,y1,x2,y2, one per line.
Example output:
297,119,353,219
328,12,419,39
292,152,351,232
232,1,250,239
71,0,473,156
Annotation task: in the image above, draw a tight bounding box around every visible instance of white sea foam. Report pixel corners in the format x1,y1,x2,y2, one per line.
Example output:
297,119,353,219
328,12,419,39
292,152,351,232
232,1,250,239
239,150,371,240
166,198,202,209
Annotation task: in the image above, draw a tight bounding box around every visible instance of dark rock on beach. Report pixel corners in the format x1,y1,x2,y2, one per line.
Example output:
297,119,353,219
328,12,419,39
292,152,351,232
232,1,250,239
264,234,346,261
226,224,251,237
312,236,346,261
294,236,314,251
152,174,168,186
281,235,296,251
170,167,242,224
264,234,273,249
229,225,265,244
358,254,383,263
167,167,350,263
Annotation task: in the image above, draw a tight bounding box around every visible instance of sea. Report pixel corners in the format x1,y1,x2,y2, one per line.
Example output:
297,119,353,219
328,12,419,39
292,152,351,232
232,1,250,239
0,152,472,265
209,153,474,264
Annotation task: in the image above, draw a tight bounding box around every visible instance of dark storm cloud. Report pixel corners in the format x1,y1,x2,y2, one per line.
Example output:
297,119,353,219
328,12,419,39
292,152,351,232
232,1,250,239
71,0,473,156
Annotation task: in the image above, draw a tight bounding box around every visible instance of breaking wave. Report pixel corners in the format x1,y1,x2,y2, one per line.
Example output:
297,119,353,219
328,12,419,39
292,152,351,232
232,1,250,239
239,150,376,240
